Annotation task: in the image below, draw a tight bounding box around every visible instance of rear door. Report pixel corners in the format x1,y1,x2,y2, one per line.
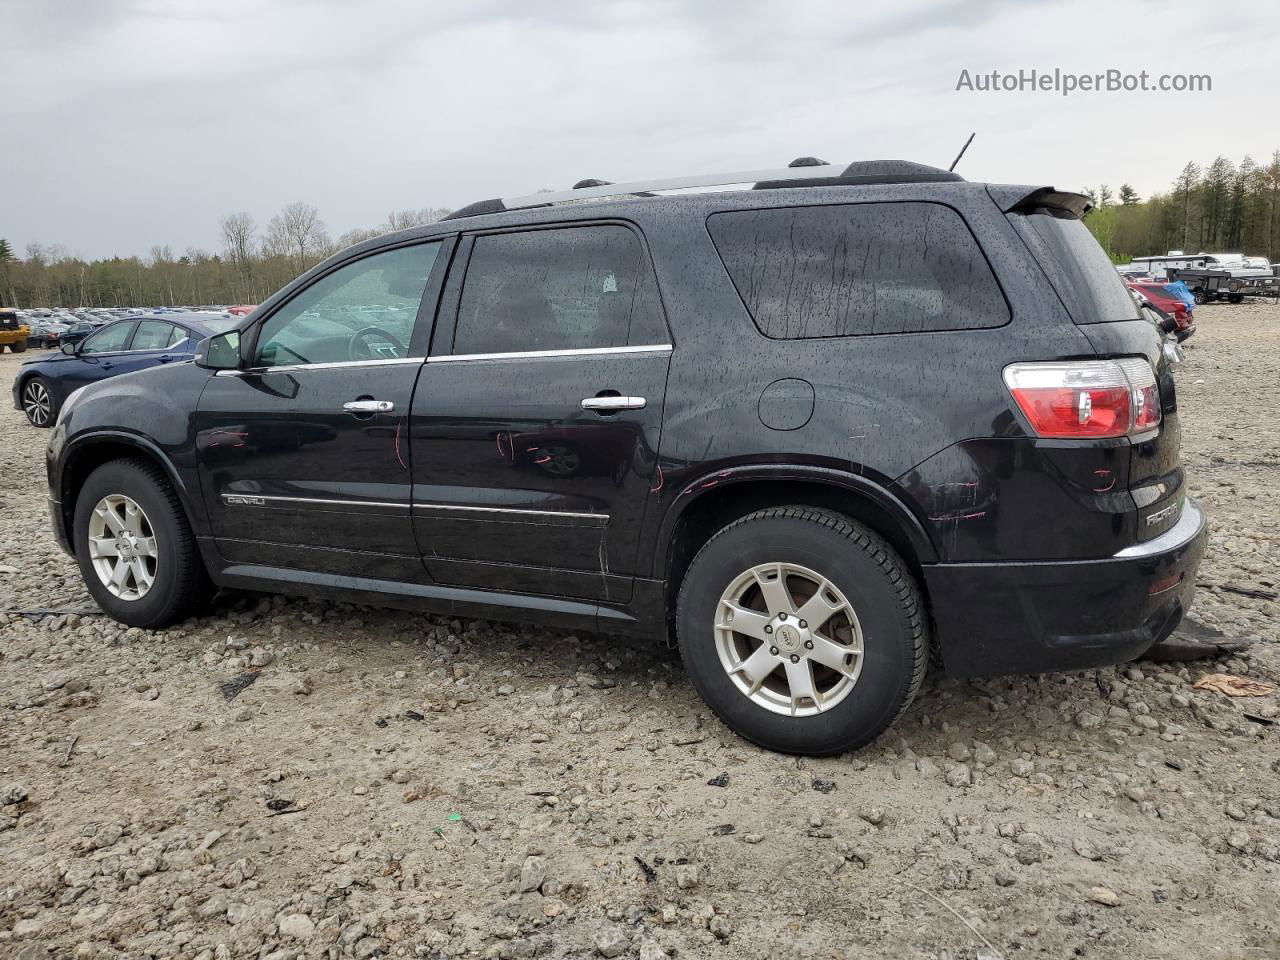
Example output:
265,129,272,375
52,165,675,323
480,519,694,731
195,238,453,580
410,223,670,601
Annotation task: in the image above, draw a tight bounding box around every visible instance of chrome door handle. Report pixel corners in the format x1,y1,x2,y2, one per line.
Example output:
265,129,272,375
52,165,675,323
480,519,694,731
581,396,646,411
343,400,394,413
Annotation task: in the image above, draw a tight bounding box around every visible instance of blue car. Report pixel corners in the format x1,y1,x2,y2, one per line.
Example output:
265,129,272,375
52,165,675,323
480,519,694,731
13,313,240,427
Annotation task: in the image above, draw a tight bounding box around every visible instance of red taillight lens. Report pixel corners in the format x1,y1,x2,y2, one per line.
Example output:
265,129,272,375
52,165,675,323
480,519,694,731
1004,359,1161,439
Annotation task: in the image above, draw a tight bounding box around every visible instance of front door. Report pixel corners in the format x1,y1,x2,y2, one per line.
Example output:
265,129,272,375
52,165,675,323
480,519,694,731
410,223,670,601
60,320,138,393
196,238,452,580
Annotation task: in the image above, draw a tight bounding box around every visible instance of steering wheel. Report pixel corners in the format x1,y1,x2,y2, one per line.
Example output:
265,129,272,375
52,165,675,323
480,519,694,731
349,326,406,362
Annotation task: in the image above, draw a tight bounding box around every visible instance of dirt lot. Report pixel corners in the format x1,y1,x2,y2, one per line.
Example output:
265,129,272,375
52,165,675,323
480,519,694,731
1,304,1278,960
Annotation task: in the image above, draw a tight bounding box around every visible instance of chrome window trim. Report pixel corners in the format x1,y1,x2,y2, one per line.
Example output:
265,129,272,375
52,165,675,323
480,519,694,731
427,344,672,364
215,357,423,376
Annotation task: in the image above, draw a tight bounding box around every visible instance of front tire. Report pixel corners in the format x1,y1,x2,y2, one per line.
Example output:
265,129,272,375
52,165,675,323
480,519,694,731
21,377,57,428
676,507,927,755
11,339,27,353
73,459,209,627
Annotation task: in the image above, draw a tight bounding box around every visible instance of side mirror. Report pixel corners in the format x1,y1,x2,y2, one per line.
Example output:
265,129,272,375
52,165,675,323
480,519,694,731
60,340,78,355
194,331,242,370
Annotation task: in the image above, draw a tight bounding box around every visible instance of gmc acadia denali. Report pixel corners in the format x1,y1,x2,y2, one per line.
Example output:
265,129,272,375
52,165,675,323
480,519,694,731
41,159,1207,755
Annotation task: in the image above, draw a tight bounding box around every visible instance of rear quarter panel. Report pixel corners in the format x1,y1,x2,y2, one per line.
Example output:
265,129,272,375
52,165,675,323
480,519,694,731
632,184,1106,570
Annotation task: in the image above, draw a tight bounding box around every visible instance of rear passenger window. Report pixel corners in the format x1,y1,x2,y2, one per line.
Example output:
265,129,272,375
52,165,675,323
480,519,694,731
131,321,182,350
708,202,1009,338
454,225,667,355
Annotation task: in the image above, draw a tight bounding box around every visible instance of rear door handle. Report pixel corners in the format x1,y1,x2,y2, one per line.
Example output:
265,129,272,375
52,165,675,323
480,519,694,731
343,400,394,413
581,396,646,411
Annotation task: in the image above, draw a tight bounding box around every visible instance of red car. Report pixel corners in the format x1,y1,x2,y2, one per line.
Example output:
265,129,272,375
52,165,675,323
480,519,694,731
226,305,257,317
1126,282,1195,342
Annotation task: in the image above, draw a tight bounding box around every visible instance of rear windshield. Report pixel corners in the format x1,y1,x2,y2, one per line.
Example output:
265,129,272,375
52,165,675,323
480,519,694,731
1012,211,1139,324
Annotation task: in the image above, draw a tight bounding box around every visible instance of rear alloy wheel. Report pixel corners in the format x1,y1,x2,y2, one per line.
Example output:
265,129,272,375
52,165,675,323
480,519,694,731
74,459,210,627
713,561,864,716
677,507,927,755
22,378,56,428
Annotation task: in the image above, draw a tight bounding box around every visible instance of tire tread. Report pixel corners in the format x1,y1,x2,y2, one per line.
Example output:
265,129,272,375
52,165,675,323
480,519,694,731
676,505,928,753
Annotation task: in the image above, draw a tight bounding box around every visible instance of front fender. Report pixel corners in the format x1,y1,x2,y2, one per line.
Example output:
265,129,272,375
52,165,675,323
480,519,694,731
48,364,212,541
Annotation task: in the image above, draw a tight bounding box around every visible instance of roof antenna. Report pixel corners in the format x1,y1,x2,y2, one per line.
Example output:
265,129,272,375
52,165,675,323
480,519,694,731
948,132,975,173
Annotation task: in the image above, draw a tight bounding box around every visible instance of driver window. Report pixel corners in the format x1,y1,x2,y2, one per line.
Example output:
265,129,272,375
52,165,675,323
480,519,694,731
254,242,440,367
81,322,136,355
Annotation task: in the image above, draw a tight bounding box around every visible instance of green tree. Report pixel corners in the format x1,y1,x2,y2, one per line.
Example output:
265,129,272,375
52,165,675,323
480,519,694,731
1118,184,1140,206
0,238,15,307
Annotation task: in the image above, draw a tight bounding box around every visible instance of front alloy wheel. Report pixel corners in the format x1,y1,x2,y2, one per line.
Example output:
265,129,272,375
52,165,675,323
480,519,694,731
715,561,864,716
22,379,53,427
87,494,159,600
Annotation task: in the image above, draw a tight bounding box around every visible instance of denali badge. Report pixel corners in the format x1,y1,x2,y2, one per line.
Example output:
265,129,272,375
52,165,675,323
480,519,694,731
223,495,266,506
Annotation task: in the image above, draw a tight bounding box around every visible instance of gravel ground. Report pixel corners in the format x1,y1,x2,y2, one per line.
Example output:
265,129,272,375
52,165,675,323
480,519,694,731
1,303,1278,960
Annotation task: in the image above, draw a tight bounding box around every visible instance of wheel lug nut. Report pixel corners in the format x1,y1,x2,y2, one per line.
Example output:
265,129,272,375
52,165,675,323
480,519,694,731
778,613,787,621
804,640,814,650
799,620,808,628
764,625,773,634
790,654,800,663
769,646,779,656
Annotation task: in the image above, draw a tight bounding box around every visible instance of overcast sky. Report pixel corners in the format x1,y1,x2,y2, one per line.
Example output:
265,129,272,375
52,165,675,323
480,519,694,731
4,0,1278,260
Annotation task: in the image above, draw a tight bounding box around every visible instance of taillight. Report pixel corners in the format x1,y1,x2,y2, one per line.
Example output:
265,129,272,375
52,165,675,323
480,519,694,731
1003,358,1161,439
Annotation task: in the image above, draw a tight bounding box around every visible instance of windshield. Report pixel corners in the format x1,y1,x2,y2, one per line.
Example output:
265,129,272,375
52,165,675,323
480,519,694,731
1011,211,1140,324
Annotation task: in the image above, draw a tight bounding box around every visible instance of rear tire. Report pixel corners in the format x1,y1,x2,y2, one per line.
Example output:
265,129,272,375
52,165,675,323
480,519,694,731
676,507,927,755
11,339,26,353
73,459,210,628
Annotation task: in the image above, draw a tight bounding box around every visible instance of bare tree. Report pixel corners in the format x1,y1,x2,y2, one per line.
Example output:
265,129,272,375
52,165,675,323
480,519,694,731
384,208,451,232
220,212,257,302
267,202,330,273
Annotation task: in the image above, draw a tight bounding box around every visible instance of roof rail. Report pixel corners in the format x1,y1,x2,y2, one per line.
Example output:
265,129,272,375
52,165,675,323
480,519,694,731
442,159,962,221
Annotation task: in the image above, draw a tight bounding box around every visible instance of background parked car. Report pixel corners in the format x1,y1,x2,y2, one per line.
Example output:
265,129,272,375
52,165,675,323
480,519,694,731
1127,282,1195,341
12,312,241,427
58,322,98,347
27,319,71,348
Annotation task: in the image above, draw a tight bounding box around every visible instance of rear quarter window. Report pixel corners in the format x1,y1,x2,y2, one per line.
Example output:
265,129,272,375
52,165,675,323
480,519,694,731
707,201,1009,339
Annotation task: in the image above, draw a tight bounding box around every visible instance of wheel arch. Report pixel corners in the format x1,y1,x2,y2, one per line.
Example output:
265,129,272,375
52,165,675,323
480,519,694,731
58,432,203,543
656,465,938,634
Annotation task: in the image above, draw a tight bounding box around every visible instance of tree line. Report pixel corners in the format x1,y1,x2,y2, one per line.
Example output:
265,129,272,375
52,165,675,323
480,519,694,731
4,153,1280,308
1082,151,1280,264
0,204,450,309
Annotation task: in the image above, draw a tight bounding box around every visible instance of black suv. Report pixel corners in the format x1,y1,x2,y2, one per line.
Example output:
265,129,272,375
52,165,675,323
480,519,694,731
45,159,1207,755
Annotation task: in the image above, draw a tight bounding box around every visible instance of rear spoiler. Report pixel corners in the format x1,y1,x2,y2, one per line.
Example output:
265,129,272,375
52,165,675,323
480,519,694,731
987,184,1093,220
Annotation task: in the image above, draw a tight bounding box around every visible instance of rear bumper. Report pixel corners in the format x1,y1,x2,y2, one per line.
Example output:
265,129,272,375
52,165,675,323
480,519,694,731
925,497,1207,678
